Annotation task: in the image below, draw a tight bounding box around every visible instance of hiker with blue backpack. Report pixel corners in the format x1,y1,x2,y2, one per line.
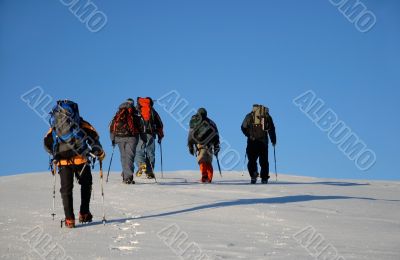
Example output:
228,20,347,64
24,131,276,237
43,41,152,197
44,100,105,228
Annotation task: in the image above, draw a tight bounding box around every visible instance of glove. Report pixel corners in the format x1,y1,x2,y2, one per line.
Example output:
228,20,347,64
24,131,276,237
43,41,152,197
157,134,163,144
272,142,276,147
94,150,106,161
112,140,116,147
189,145,195,156
214,145,220,156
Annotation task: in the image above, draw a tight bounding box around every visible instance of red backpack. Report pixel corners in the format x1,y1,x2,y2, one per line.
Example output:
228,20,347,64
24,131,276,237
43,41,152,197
110,106,138,137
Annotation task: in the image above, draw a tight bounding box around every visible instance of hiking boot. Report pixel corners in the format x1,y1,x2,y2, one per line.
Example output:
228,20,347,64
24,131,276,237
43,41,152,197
123,179,135,184
135,169,142,177
250,178,257,184
146,172,155,179
79,212,93,223
136,163,147,177
65,218,75,228
261,179,269,184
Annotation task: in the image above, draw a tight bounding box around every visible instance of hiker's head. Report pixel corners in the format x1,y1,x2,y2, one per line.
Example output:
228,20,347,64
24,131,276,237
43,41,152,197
197,108,207,119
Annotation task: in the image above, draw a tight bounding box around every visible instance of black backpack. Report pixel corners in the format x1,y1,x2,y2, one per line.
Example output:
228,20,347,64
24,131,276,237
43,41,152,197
49,100,88,159
189,114,217,145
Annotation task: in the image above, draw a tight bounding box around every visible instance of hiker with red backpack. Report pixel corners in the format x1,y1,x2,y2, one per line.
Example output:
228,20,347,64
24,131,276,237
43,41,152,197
135,97,164,179
44,100,105,228
241,104,276,184
109,98,144,184
188,108,220,183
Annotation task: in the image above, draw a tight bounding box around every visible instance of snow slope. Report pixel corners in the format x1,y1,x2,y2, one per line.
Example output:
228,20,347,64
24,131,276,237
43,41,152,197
0,171,399,260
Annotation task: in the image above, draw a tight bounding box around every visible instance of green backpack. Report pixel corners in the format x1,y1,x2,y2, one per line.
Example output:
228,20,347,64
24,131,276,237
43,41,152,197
189,113,216,145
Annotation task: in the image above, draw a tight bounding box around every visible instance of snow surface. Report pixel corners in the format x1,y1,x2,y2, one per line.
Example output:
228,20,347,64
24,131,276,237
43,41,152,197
0,171,399,260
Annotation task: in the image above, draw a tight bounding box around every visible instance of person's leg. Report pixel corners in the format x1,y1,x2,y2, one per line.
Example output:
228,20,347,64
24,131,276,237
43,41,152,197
59,166,75,220
146,134,156,174
246,141,259,180
75,164,93,215
199,162,208,182
259,142,270,181
206,162,214,182
135,136,146,170
122,138,138,182
119,142,134,181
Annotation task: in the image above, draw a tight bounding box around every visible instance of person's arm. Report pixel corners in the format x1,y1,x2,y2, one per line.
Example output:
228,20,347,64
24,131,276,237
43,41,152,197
81,119,105,159
109,119,116,146
43,128,53,154
153,110,164,141
241,113,251,138
209,119,220,155
267,115,276,146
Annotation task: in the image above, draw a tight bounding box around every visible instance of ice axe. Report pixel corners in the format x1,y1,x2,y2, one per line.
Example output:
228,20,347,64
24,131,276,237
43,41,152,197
216,154,222,178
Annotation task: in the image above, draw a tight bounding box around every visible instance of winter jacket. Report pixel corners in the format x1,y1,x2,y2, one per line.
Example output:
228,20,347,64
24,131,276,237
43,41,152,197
241,112,276,144
44,119,103,166
109,102,143,144
140,108,164,140
188,117,220,151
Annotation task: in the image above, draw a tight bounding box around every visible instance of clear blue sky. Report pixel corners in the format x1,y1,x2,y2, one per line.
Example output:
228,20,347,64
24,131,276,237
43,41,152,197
1,0,399,180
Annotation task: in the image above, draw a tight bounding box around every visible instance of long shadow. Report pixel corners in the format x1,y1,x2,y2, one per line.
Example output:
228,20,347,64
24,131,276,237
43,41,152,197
79,194,386,228
213,180,370,187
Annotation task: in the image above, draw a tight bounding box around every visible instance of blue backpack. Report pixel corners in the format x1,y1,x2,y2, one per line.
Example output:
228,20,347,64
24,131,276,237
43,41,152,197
49,100,88,159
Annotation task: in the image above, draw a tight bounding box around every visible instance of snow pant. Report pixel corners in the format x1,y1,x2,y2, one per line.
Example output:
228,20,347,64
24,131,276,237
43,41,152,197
117,138,138,181
199,162,213,182
135,134,156,173
59,164,92,220
197,144,214,182
246,140,270,180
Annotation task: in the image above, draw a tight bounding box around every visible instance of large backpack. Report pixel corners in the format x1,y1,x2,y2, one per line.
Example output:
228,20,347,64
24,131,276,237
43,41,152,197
49,100,87,159
250,104,270,140
189,113,217,145
110,105,137,137
137,97,156,133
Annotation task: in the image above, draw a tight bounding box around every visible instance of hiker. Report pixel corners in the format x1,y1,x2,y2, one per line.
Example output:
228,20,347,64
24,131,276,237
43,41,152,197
44,100,105,228
188,108,220,183
135,97,164,179
110,98,144,184
241,104,276,184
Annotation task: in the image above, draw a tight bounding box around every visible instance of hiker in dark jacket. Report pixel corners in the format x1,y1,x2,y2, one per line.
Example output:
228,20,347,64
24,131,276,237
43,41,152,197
188,108,220,183
135,97,164,179
110,98,144,184
241,104,276,184
44,100,105,228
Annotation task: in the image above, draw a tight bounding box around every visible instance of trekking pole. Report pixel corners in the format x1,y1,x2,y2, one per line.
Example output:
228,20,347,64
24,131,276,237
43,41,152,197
51,160,57,221
242,153,247,176
273,146,278,182
159,142,164,179
106,146,115,183
99,160,106,225
215,154,222,178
